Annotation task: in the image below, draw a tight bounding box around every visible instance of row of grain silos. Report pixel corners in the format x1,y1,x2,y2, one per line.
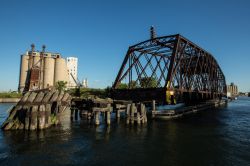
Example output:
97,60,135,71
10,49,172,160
18,45,69,92
43,55,69,88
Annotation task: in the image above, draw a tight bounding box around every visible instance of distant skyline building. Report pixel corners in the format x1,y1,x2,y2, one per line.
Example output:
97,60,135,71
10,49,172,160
82,78,88,88
66,57,78,88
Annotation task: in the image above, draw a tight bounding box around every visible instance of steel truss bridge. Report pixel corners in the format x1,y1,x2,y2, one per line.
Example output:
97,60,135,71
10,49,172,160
112,30,226,104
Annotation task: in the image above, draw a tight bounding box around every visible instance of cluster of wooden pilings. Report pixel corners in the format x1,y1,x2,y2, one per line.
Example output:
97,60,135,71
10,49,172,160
1,90,71,130
125,103,147,125
71,98,148,125
71,98,113,125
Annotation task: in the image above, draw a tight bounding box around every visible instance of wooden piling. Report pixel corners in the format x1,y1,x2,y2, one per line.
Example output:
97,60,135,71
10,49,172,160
70,108,75,120
30,106,38,130
137,111,141,124
126,106,130,125
130,103,135,124
2,90,72,131
106,104,111,125
152,100,156,118
142,104,147,123
24,106,30,130
106,111,111,125
75,109,79,121
95,111,100,125
38,105,46,129
45,104,51,128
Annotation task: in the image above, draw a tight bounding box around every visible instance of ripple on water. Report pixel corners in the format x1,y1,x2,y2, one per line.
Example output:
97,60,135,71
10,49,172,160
0,98,250,165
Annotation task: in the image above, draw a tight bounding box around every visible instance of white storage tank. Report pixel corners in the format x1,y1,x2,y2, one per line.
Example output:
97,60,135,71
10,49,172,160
43,57,55,88
54,57,68,85
28,52,33,69
18,54,29,92
33,54,40,67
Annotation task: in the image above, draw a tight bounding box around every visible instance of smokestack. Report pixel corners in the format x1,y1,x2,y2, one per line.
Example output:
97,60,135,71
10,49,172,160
42,45,46,52
31,43,35,52
150,26,157,39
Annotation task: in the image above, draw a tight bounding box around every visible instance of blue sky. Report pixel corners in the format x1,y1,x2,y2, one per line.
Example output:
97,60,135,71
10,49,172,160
0,0,250,92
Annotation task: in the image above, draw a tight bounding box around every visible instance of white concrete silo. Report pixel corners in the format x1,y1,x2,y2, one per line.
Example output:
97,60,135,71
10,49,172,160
18,54,29,92
28,52,33,69
43,57,55,88
54,57,69,85
32,54,40,67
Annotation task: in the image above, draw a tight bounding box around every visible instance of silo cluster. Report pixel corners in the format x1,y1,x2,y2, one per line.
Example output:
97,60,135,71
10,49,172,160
18,44,69,93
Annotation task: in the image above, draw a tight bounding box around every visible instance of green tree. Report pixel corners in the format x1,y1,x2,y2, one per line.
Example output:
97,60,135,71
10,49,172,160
128,80,138,88
117,83,128,89
74,87,81,97
139,77,157,88
104,86,112,98
55,81,67,92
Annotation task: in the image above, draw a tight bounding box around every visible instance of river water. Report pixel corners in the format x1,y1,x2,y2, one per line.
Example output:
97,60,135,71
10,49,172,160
0,97,250,166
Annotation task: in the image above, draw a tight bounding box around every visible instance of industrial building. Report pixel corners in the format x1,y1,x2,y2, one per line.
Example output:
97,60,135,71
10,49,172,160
18,44,78,93
82,78,88,88
227,83,238,98
66,57,78,88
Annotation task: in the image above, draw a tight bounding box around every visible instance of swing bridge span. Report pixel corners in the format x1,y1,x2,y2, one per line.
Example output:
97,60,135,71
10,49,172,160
112,29,226,104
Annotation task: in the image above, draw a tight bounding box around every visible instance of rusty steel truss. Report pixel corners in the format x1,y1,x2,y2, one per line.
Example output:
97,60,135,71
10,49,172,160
112,33,226,104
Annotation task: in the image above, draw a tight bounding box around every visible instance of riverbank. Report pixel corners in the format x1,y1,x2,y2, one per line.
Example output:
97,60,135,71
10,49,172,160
0,92,21,103
0,98,20,103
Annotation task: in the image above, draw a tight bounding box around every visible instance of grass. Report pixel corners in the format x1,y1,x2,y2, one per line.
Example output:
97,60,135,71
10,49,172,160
0,87,112,99
67,87,112,99
0,92,22,98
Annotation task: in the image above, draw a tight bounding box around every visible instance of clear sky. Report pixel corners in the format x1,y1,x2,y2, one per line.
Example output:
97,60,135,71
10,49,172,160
0,0,250,92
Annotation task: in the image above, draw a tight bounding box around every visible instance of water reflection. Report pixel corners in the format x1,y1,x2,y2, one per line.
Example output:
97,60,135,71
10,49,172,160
0,98,250,165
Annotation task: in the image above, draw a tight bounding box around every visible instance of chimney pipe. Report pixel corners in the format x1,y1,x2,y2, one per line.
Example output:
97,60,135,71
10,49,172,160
31,43,35,52
150,26,157,39
42,45,46,52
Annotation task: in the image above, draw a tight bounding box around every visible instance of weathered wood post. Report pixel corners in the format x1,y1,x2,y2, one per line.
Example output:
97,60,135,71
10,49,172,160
137,111,141,124
24,106,30,130
152,100,156,118
126,103,131,124
34,92,45,130
45,104,51,128
38,105,46,129
142,103,147,123
42,91,53,128
1,90,72,131
106,104,111,125
131,103,135,124
75,108,79,121
116,107,120,119
95,111,100,125
140,103,144,124
87,112,92,120
70,108,75,120
106,111,111,125
27,92,38,130
30,106,38,130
